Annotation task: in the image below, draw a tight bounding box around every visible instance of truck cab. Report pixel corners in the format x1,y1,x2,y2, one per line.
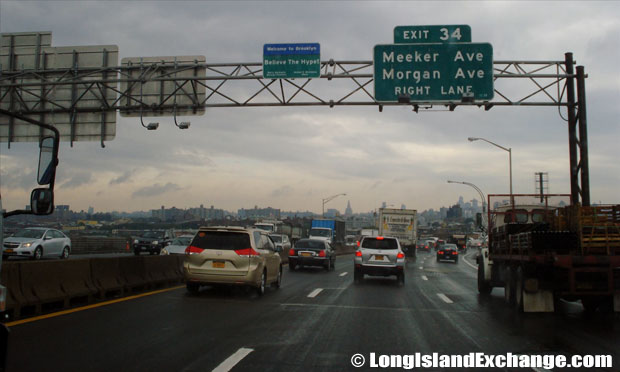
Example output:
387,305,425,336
308,227,333,244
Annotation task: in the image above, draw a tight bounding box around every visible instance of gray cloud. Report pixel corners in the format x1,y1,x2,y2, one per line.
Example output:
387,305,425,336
1,1,618,212
131,183,182,198
271,185,293,198
59,172,92,189
109,169,135,185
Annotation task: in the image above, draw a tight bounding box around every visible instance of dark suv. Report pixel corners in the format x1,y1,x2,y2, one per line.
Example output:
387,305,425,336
133,230,173,255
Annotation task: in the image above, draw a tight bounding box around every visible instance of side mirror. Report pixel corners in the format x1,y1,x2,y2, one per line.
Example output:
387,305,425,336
37,136,57,185
31,188,54,215
274,245,282,253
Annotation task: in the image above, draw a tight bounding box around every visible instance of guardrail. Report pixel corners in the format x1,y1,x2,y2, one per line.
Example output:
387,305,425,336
1,255,183,321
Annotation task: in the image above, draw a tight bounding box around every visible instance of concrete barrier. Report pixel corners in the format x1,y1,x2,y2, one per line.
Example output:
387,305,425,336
0,262,30,319
57,259,98,307
19,261,69,313
143,255,182,287
90,257,125,299
1,255,183,321
118,256,150,293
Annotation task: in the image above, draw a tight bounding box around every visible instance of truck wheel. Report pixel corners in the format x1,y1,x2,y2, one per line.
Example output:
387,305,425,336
504,267,516,305
477,261,492,295
515,267,524,312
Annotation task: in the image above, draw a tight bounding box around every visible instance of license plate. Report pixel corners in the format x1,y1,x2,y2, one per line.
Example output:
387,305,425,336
5,249,13,253
374,255,384,260
301,252,311,257
212,261,225,268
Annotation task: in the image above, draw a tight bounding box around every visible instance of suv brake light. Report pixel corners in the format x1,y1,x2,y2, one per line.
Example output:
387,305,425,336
397,252,405,259
235,248,260,257
376,236,384,240
452,251,458,255
355,250,362,257
289,249,296,256
185,246,204,255
318,250,326,257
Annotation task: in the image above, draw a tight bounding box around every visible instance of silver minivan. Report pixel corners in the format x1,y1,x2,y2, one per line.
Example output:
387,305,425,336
353,236,406,285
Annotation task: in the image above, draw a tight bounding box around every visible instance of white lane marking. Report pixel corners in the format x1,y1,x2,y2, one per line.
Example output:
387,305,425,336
437,293,454,304
421,275,428,281
307,288,323,298
212,347,254,372
531,368,549,372
419,266,423,270
339,272,348,277
462,253,478,270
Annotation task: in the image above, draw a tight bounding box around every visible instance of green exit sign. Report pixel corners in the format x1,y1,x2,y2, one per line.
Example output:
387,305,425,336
373,43,494,102
394,25,472,43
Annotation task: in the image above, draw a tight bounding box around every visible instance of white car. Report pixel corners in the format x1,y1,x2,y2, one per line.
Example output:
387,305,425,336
162,235,194,255
269,234,291,253
2,227,72,260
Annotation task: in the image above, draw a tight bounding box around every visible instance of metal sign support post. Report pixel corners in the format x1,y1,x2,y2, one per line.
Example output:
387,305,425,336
576,66,590,206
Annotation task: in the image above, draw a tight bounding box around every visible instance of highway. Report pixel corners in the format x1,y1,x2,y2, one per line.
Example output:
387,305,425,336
6,252,620,372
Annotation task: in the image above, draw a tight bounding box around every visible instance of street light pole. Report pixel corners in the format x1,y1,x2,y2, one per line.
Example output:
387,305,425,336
322,193,346,217
447,180,488,229
468,137,513,203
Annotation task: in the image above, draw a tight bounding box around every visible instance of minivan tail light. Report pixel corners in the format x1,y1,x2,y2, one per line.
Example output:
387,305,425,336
235,248,260,257
355,251,362,257
185,246,204,255
289,249,296,256
318,250,326,257
397,252,405,259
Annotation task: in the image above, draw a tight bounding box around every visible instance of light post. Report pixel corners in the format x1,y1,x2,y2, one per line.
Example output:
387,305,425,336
447,180,487,229
468,137,512,203
322,193,346,217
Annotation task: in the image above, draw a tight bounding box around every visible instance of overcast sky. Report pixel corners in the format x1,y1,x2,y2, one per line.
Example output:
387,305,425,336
1,1,619,215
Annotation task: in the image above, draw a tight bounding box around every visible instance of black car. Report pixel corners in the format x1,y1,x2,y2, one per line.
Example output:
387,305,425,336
436,243,459,263
289,238,336,271
416,239,431,253
133,230,173,255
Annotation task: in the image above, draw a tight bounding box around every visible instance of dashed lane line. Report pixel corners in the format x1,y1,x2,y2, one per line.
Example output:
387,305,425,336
437,293,454,304
212,348,254,372
307,288,323,298
339,272,348,277
421,275,428,281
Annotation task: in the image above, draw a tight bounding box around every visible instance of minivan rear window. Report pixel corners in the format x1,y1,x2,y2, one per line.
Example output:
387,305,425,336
361,238,398,250
190,231,250,250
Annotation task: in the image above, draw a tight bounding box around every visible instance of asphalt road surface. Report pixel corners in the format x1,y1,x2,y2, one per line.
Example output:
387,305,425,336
6,252,620,371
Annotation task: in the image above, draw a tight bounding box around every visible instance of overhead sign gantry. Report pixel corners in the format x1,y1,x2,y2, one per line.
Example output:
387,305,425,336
0,28,592,205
